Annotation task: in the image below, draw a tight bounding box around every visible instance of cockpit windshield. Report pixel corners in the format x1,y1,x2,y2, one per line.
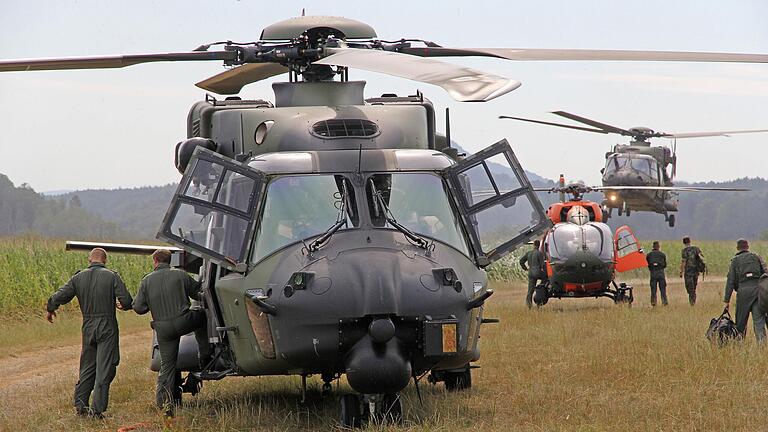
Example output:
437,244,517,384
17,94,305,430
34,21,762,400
251,175,358,262
366,173,470,255
604,154,659,179
547,222,613,263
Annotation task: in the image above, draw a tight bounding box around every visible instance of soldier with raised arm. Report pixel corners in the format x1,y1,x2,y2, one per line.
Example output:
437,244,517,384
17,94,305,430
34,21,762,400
46,248,133,419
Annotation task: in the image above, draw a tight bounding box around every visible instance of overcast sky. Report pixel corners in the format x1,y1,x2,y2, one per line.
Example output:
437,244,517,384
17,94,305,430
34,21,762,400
0,0,766,192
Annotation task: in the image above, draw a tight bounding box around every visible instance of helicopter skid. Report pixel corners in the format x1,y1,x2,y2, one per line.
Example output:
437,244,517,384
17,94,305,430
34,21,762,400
537,281,633,305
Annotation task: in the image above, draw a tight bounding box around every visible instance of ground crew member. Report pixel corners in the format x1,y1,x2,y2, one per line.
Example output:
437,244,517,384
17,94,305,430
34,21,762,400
519,239,546,309
132,249,212,417
724,239,767,342
679,236,704,305
45,247,133,418
646,241,668,306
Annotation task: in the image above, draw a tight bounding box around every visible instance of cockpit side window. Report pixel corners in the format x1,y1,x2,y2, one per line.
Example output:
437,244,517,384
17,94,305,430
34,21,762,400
251,174,359,263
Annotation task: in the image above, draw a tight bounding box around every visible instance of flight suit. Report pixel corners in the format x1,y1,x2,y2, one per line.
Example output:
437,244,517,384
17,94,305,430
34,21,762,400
724,250,767,341
46,263,133,416
132,263,212,412
519,247,546,308
646,249,668,306
681,245,703,305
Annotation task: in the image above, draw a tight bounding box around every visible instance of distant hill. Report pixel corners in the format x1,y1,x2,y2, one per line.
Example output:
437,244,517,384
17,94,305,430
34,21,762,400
56,185,177,240
0,174,121,239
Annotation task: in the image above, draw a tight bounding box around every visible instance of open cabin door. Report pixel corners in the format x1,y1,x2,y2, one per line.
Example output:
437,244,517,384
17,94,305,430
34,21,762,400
158,147,266,271
614,225,646,272
444,139,550,267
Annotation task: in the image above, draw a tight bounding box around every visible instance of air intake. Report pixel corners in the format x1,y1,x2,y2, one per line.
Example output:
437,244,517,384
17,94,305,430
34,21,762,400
311,119,379,138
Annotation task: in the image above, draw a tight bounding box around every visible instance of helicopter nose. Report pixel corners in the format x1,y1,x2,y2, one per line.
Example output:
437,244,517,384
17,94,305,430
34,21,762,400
369,318,396,344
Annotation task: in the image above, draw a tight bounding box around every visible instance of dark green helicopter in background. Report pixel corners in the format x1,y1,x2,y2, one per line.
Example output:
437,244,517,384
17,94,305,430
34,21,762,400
500,112,766,227
3,14,768,427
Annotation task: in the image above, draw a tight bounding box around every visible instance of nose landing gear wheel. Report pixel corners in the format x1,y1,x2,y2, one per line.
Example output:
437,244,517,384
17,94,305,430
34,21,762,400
340,394,362,428
444,367,472,391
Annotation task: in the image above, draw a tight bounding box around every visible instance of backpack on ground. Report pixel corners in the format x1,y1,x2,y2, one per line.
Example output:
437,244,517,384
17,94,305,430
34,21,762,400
706,308,740,346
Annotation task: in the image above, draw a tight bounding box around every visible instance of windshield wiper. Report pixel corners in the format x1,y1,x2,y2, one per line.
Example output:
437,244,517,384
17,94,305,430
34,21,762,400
370,180,432,251
307,180,350,252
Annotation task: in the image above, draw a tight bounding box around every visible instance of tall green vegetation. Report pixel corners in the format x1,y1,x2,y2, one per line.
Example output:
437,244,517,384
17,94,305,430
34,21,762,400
0,237,151,317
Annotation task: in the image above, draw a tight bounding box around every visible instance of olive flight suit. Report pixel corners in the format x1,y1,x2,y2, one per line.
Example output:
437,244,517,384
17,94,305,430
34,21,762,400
646,249,668,306
724,250,767,342
132,263,212,413
681,245,703,305
46,263,133,416
519,247,547,308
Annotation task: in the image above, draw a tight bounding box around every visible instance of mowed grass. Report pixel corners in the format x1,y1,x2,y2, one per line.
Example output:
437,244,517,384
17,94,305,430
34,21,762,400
2,237,768,430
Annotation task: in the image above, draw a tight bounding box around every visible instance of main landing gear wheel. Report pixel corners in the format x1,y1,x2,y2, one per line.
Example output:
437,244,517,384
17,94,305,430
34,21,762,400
617,207,623,216
339,393,403,428
444,367,472,391
668,214,676,227
613,283,634,306
533,286,549,306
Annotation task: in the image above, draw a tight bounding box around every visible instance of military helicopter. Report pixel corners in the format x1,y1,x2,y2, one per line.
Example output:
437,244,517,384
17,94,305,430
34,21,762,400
500,112,763,227
4,14,768,428
533,177,647,306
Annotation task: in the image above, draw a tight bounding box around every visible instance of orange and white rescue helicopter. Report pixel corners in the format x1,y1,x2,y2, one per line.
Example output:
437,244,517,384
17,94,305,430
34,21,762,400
531,176,648,306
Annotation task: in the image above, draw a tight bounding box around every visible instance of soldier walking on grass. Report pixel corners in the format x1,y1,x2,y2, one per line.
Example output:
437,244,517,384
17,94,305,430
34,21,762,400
646,241,668,306
723,238,767,342
679,236,705,305
45,247,133,419
132,249,212,417
519,239,547,309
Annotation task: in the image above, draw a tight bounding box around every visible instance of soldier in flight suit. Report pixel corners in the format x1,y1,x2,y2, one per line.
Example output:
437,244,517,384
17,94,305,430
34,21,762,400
132,249,212,417
46,248,133,418
646,241,668,306
679,236,704,305
724,239,767,342
519,239,546,309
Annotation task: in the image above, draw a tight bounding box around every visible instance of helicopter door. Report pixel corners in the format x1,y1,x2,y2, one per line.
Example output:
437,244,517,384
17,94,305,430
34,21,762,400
444,139,550,267
158,147,266,271
614,225,646,272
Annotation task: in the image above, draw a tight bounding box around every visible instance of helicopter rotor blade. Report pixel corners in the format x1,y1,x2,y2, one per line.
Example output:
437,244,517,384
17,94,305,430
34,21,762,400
314,48,520,102
596,185,749,192
399,47,768,64
550,111,633,136
662,129,768,139
0,51,237,72
499,115,609,134
195,63,290,94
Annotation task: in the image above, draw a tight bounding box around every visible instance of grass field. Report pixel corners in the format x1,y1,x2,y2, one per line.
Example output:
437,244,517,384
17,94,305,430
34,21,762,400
2,237,768,431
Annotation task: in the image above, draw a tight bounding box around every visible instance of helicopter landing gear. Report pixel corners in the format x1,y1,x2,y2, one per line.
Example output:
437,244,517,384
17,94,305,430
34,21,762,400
625,207,631,217
617,206,622,216
339,393,403,428
533,286,549,306
668,214,675,227
613,282,634,306
428,365,472,391
321,373,334,397
602,206,611,222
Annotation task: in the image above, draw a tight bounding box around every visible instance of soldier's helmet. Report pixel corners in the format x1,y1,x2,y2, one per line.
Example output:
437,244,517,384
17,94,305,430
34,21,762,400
566,205,590,226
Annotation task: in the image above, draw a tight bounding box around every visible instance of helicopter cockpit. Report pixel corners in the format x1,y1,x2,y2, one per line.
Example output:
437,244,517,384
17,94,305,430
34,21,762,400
546,222,614,264
602,154,660,184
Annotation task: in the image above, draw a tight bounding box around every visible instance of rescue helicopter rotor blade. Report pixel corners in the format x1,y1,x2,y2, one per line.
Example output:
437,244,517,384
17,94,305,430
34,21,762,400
499,115,609,134
550,111,634,136
195,63,290,94
398,47,768,64
0,51,237,72
314,48,521,102
661,129,768,139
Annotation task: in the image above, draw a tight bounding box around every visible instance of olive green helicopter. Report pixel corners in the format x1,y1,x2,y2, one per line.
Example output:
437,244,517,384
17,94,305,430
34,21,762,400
3,15,768,427
500,112,766,227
